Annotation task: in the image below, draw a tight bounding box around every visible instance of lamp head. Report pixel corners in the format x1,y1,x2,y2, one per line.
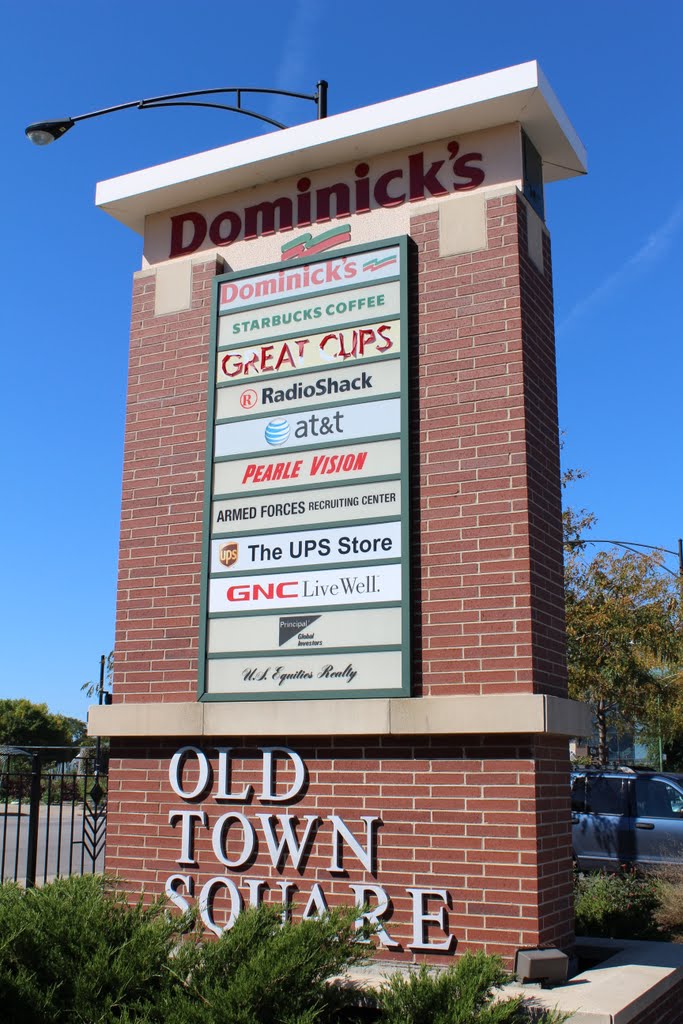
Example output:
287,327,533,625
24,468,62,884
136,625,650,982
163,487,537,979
25,118,75,145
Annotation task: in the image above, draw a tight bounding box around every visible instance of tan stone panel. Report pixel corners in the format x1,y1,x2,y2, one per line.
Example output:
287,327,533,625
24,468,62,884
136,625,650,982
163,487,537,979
545,695,593,737
389,694,546,734
526,202,545,272
203,697,393,737
153,258,192,315
89,694,590,738
438,194,488,256
88,701,203,737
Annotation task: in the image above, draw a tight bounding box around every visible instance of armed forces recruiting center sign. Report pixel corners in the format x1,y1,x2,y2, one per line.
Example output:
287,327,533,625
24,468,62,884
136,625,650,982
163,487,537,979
199,238,410,700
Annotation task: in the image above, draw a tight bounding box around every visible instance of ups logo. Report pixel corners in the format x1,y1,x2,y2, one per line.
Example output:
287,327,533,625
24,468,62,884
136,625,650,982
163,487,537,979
219,542,239,568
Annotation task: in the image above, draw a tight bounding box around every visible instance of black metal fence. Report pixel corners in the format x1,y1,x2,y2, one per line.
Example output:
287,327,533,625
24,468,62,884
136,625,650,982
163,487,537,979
0,747,107,886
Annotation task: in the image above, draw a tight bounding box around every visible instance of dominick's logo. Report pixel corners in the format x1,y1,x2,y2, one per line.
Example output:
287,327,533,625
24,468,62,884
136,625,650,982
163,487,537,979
169,141,486,257
219,543,239,568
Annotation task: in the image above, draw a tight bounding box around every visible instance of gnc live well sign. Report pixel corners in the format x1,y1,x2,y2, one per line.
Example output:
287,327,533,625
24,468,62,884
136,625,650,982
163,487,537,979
199,238,410,700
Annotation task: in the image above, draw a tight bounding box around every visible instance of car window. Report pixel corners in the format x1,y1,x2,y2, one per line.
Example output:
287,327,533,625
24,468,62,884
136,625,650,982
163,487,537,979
571,776,586,812
584,776,629,816
635,779,683,819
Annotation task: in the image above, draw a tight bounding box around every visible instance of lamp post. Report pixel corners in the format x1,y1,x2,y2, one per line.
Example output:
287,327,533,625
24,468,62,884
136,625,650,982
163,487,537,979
25,82,328,145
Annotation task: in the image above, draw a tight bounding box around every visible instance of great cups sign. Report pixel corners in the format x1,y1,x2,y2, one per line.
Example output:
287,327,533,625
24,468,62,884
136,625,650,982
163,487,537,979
199,238,409,700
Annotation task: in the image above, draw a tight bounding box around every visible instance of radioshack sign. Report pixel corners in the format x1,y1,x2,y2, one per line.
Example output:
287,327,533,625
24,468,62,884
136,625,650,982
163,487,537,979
199,237,410,701
216,360,400,420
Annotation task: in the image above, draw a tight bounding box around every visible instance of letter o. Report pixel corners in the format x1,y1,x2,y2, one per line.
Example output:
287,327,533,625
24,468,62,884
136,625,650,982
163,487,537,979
169,746,212,800
209,210,242,246
212,812,256,868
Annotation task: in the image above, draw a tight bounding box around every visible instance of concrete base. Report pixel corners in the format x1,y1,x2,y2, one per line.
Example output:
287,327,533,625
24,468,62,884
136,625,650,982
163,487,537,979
345,937,683,1023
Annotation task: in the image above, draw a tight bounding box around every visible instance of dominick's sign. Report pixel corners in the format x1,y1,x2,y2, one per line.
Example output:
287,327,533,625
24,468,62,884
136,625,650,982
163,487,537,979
169,141,484,256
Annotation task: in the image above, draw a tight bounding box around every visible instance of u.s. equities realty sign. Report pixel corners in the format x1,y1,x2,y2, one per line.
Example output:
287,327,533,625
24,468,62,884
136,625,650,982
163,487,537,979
199,238,410,700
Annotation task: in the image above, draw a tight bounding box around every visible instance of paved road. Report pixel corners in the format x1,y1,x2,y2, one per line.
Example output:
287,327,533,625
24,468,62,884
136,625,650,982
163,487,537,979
1,804,106,884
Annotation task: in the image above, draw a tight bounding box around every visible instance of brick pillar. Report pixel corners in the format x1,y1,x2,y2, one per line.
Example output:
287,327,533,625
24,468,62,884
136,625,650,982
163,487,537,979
104,192,575,961
412,194,566,701
408,192,572,951
115,256,223,704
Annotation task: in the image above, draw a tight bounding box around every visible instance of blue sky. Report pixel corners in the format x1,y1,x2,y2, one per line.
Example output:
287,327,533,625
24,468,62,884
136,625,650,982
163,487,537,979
2,1,682,720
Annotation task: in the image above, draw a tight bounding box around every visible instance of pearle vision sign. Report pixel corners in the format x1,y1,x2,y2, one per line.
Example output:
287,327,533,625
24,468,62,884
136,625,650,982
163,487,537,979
199,238,410,701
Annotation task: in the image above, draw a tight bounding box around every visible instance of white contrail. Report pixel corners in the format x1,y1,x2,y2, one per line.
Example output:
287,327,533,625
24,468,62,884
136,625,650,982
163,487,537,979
558,200,683,331
269,0,323,126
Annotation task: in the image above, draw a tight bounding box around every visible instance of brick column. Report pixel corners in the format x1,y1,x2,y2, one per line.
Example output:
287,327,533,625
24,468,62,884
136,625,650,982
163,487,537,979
114,256,223,704
104,192,575,962
412,194,566,700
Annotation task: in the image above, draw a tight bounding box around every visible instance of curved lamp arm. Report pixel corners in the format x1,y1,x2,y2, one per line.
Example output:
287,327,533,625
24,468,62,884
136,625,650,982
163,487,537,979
25,82,328,145
565,537,683,578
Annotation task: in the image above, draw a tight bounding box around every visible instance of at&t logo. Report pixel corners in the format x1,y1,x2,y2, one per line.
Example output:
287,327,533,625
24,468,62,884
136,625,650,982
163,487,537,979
265,418,291,446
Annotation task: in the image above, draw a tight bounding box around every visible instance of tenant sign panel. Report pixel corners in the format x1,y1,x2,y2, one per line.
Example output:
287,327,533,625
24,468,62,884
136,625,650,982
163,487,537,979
199,237,410,700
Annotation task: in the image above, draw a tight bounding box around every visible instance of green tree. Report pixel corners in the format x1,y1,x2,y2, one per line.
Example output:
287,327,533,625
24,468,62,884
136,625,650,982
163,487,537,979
563,486,682,765
0,699,86,755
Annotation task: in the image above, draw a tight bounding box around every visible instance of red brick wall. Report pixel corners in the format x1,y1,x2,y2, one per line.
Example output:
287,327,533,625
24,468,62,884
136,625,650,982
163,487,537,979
628,975,683,1024
115,256,222,704
108,191,573,961
105,735,572,961
412,195,566,700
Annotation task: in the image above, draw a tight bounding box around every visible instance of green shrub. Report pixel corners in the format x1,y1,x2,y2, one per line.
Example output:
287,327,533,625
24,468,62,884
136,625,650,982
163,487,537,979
0,877,569,1023
158,900,374,1024
375,952,567,1024
0,876,373,1024
574,869,662,939
0,875,188,1023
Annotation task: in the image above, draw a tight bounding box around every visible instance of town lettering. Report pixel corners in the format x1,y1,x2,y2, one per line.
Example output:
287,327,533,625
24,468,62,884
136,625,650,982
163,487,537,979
165,746,456,952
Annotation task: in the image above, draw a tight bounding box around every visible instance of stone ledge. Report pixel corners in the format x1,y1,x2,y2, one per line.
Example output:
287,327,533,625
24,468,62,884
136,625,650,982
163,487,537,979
506,937,683,1024
88,693,591,739
343,938,683,1023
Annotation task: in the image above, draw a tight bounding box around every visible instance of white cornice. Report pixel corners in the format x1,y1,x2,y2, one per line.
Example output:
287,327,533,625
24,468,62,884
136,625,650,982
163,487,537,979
96,62,586,235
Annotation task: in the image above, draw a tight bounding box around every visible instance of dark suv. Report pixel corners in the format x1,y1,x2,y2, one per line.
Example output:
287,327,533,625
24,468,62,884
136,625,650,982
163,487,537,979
571,768,683,871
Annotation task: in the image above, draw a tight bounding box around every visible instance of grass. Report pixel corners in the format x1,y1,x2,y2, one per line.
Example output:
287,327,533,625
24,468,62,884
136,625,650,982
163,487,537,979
574,864,683,943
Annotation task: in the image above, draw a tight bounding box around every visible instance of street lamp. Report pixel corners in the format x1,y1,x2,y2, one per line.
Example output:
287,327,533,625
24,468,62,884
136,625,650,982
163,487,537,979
565,537,683,579
25,82,328,145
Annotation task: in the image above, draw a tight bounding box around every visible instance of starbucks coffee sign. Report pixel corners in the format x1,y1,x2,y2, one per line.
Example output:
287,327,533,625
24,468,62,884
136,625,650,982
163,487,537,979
199,237,410,701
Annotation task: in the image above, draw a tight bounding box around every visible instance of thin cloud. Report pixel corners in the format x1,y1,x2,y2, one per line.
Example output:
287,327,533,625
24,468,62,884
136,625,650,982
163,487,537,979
269,1,324,126
558,200,683,331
